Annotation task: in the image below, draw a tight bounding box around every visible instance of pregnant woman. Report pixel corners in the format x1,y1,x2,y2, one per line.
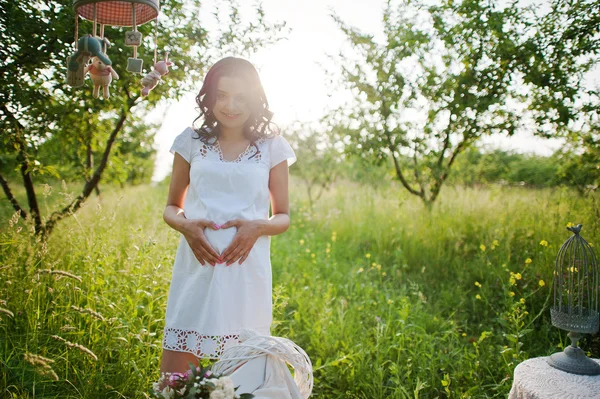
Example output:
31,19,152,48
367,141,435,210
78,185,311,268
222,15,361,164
159,57,297,380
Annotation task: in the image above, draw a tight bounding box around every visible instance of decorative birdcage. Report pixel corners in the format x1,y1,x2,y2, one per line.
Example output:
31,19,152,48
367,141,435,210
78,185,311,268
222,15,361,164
547,224,600,375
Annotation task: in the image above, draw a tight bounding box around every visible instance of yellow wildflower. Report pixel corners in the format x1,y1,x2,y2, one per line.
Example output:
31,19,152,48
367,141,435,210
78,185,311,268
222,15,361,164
357,268,364,273
514,273,522,280
382,272,387,277
305,248,310,253
525,258,532,264
509,291,515,297
387,299,393,305
325,248,330,254
311,253,316,258
509,277,516,285
476,294,482,300
462,333,467,337
376,264,382,270
540,240,548,247
299,239,305,245
539,280,545,287
567,222,574,228
474,281,482,288
493,239,499,246
480,244,486,252
520,298,526,304
365,253,371,259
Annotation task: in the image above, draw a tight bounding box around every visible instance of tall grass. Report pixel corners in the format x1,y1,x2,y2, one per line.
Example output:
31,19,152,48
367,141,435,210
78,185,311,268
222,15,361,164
1,178,598,398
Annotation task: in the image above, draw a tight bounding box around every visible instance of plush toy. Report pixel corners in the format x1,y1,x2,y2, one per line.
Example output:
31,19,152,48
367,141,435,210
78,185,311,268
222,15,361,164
141,53,173,97
84,56,119,99
68,34,112,72
67,35,113,88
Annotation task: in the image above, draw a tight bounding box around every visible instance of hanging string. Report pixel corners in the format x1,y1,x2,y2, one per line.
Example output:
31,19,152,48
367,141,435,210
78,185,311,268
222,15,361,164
93,3,97,37
74,13,78,49
132,3,137,59
154,14,159,64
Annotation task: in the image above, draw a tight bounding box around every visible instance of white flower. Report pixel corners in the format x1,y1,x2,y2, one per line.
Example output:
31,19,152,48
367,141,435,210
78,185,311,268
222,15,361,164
161,386,175,399
212,378,224,390
177,386,187,396
210,390,225,399
220,377,235,396
152,382,161,392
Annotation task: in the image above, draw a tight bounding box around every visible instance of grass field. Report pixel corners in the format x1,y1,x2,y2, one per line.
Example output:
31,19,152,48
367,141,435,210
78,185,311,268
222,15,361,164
1,177,599,398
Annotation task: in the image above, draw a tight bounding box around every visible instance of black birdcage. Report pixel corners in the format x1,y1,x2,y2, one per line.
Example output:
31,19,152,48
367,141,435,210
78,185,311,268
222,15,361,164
547,224,600,375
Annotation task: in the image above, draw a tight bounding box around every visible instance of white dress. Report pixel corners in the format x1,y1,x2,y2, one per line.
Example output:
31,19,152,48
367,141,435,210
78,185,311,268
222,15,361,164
162,127,297,359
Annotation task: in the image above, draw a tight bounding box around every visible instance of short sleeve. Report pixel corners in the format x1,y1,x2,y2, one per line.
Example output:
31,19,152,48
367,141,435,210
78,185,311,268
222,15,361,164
269,135,297,169
169,128,193,163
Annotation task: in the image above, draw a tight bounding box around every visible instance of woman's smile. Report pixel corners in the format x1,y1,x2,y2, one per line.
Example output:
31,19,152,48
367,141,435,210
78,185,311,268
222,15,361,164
222,112,241,120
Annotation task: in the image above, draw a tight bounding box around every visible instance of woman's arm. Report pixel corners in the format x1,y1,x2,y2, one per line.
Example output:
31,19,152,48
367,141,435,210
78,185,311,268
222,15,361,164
164,152,221,266
262,159,292,236
163,152,191,234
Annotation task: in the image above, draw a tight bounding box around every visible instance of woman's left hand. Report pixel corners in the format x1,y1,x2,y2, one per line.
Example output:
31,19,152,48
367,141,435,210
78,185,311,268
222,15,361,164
219,219,263,266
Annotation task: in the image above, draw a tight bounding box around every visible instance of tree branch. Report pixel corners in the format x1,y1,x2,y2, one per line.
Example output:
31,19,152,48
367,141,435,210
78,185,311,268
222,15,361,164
1,104,41,230
44,96,137,236
0,172,28,218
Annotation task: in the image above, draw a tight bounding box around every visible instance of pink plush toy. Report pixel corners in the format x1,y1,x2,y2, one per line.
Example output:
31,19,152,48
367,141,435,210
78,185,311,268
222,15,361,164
84,56,119,99
141,54,173,97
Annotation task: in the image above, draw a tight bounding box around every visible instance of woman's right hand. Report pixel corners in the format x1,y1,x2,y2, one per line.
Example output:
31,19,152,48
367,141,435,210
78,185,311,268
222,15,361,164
181,219,222,266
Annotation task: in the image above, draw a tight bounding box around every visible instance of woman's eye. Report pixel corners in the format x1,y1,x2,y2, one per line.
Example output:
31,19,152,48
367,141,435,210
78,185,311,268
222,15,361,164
217,93,226,100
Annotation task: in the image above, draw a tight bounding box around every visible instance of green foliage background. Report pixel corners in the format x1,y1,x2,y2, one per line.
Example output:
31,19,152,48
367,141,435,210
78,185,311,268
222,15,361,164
2,178,599,397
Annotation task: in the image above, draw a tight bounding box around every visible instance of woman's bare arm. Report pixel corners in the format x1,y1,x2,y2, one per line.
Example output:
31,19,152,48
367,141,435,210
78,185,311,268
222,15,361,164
163,152,192,234
164,152,220,266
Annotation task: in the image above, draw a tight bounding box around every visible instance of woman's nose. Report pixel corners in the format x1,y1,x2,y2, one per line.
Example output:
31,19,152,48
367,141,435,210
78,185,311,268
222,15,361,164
225,98,241,112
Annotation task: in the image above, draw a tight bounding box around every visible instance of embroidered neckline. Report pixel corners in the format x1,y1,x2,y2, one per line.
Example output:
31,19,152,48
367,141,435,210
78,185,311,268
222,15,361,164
200,137,265,163
214,139,252,163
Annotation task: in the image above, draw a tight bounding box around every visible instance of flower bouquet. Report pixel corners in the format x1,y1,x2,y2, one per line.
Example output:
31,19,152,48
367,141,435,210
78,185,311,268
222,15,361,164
150,362,254,399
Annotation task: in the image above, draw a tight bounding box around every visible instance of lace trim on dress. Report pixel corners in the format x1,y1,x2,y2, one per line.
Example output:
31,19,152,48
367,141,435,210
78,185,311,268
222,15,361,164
163,327,242,359
197,137,265,163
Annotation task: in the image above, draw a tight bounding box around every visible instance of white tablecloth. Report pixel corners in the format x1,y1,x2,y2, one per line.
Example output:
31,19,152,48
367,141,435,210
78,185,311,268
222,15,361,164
509,356,600,398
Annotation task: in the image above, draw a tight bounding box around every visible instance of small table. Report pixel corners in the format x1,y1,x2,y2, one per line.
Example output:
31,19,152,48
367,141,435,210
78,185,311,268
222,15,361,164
509,356,600,398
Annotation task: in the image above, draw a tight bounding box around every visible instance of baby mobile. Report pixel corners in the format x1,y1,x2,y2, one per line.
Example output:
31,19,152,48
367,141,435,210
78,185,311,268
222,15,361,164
66,0,173,99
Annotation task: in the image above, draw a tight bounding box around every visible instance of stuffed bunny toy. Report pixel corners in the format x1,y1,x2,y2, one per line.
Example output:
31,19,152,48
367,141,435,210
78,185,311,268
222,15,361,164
141,54,173,97
84,56,119,99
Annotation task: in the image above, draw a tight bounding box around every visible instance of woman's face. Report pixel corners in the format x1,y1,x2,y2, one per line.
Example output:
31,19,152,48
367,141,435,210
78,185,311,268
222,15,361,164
212,76,252,131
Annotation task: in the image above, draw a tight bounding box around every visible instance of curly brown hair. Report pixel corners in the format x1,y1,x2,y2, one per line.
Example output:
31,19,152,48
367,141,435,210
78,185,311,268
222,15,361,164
191,57,279,156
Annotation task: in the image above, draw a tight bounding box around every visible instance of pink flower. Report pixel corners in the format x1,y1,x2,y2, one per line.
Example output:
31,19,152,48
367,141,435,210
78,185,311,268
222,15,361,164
167,372,185,387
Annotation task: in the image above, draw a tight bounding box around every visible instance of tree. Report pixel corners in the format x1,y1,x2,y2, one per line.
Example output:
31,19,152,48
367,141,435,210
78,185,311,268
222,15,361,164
510,0,600,137
329,0,599,208
0,0,286,239
513,0,600,194
329,0,523,209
